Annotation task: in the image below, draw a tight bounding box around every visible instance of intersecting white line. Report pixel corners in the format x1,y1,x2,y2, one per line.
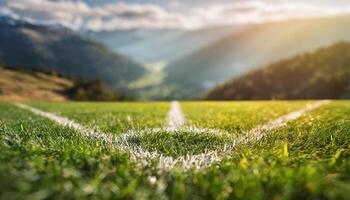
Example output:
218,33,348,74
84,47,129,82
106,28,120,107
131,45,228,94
167,101,185,131
14,100,330,172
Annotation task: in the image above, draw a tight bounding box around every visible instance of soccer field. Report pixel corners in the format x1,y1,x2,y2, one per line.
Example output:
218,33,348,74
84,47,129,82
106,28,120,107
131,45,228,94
0,101,349,199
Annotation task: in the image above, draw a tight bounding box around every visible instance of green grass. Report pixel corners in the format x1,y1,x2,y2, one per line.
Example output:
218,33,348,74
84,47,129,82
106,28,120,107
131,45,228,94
181,101,310,134
29,102,170,134
0,101,350,199
193,101,350,200
0,103,160,199
127,130,232,158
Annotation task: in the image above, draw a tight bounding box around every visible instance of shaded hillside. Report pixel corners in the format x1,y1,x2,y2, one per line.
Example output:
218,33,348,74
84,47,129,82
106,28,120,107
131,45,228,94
203,42,350,100
165,15,350,99
0,17,146,89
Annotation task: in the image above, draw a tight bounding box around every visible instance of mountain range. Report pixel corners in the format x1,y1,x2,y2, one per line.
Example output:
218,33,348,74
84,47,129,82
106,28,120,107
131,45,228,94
2,14,350,100
164,15,350,99
0,16,146,90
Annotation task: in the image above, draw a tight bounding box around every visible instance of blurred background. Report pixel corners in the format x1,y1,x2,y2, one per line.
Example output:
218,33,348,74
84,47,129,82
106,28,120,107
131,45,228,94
0,0,350,101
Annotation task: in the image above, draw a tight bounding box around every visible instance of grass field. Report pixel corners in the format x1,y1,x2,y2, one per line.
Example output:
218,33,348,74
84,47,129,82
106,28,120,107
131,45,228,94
0,101,349,199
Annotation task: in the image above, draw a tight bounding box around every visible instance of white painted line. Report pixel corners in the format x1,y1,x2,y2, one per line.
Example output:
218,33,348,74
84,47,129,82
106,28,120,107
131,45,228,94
14,100,330,172
119,128,228,170
167,101,185,131
239,100,331,143
13,103,115,143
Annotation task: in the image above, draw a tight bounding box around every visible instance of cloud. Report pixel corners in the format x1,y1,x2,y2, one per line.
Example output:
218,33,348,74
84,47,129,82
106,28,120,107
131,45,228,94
1,0,350,31
85,2,193,31
193,1,350,26
1,0,191,31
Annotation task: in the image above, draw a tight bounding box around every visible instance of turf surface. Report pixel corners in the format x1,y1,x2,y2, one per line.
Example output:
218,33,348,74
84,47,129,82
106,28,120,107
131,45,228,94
0,101,349,199
181,101,310,134
29,102,170,134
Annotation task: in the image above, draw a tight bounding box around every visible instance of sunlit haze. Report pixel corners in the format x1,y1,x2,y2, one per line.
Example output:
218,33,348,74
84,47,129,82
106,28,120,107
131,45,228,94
1,0,350,31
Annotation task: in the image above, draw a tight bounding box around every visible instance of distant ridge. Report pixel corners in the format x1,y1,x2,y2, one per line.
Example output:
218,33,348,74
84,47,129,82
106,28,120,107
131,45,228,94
202,42,350,100
165,15,350,99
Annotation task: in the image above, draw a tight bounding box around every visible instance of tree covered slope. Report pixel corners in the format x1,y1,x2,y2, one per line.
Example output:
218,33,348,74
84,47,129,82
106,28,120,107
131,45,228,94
203,42,350,100
165,15,350,99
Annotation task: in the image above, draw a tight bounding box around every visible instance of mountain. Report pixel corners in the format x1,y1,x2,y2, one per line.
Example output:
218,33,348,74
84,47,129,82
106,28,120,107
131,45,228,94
0,16,146,89
202,42,350,100
88,26,239,63
164,15,350,99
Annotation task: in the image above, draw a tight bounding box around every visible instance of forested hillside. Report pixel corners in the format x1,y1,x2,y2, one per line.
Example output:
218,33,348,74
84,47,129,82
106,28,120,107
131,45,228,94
165,15,350,99
203,42,350,100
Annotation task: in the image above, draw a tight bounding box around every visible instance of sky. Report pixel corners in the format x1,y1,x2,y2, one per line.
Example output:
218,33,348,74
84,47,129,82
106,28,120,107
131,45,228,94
1,0,350,31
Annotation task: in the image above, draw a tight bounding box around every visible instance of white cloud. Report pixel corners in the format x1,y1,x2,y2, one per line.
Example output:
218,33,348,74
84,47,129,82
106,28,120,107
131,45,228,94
1,0,196,31
1,0,350,31
193,1,350,26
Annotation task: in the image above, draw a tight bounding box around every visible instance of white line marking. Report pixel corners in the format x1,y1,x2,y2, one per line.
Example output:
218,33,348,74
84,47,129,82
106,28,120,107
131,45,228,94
167,101,185,130
13,103,114,142
14,100,330,172
239,100,331,143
